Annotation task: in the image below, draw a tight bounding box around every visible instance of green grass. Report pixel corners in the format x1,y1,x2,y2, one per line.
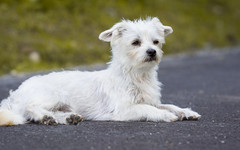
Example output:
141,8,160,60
0,0,240,75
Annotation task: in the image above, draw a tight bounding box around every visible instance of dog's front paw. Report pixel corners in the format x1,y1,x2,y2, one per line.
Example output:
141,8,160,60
41,115,58,125
179,108,201,121
66,114,84,125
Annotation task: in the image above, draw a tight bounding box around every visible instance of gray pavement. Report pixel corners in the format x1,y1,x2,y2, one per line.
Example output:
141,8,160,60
0,47,240,150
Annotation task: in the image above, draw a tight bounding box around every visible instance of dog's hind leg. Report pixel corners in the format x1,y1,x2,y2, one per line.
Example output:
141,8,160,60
54,111,84,125
26,102,58,125
157,104,201,120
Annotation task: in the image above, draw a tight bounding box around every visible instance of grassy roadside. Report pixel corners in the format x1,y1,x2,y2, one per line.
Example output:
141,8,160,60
0,0,239,75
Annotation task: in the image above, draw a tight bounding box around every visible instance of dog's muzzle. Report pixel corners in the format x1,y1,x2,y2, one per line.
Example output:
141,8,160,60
145,49,157,62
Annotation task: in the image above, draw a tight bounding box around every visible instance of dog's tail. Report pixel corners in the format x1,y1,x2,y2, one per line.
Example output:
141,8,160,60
0,99,25,126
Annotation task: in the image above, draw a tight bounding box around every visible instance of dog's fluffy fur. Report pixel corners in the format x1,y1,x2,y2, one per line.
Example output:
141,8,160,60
0,17,200,126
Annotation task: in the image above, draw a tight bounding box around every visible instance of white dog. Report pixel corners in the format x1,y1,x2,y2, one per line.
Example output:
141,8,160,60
0,17,201,126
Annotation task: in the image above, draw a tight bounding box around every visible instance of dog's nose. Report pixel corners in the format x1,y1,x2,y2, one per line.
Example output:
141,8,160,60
146,49,156,57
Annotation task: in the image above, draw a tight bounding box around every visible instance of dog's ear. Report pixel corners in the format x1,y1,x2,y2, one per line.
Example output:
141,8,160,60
162,26,173,37
99,22,125,42
151,17,173,37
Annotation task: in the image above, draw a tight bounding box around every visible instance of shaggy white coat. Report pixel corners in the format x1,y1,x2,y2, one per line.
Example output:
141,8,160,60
0,17,200,126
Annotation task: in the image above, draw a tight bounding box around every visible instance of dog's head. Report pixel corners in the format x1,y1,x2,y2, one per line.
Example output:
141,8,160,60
99,17,173,69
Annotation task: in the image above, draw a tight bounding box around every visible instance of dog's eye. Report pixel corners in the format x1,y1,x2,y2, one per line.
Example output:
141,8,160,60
153,40,159,45
132,40,141,46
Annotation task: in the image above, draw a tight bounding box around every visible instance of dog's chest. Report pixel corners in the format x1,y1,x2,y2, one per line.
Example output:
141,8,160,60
128,82,154,104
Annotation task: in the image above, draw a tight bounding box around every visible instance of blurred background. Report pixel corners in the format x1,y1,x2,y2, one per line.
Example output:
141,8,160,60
0,0,239,76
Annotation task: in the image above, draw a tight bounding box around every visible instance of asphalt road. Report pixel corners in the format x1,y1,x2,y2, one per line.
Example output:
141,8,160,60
0,47,240,150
